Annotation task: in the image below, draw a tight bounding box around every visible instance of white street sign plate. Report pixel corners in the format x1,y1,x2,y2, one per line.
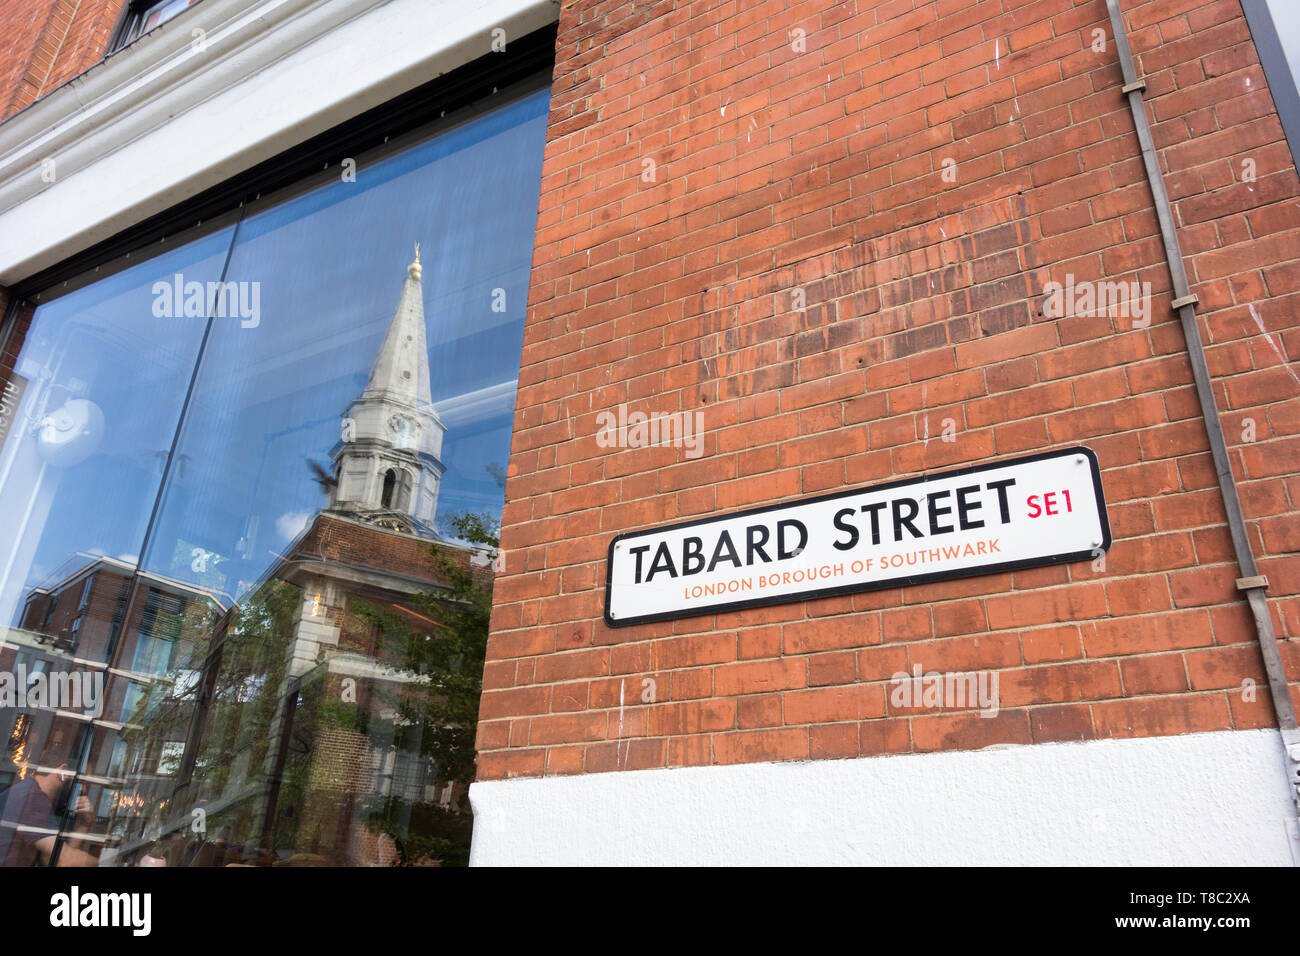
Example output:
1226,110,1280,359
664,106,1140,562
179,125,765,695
605,446,1110,627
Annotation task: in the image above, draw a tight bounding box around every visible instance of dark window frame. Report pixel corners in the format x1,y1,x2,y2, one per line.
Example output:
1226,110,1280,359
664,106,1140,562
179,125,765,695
106,0,202,56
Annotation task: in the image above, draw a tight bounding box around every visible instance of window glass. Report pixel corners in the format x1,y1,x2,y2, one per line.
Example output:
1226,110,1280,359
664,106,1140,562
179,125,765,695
0,83,549,867
110,0,200,53
1265,0,1300,91
144,92,545,600
0,232,232,635
141,0,196,34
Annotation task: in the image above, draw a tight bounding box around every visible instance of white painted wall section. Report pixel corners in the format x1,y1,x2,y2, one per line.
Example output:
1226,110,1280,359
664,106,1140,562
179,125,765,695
469,730,1300,865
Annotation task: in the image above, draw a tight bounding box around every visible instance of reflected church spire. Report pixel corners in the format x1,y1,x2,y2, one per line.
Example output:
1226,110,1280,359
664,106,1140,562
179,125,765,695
329,248,446,534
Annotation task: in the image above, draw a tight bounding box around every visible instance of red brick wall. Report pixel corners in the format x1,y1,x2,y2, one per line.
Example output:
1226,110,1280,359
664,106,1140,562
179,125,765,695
478,0,1300,780
0,0,126,121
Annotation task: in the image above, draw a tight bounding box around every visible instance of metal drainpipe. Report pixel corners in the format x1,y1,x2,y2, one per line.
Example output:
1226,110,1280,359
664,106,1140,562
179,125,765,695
1105,0,1300,825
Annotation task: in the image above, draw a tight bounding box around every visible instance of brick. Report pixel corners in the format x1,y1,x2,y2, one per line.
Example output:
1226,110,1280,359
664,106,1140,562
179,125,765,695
1020,625,1083,663
810,723,859,759
998,661,1123,707
987,584,1108,629
1084,610,1215,656
858,717,912,756
477,748,546,781
913,631,1022,672
784,684,886,724
1092,694,1233,739
1184,645,1267,691
714,655,808,696
712,728,810,764
911,710,1032,752
1029,705,1095,744
807,650,858,686
1121,654,1189,695
783,613,880,652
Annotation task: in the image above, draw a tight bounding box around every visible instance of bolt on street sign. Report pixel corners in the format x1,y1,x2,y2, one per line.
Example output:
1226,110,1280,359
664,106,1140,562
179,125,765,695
605,446,1111,627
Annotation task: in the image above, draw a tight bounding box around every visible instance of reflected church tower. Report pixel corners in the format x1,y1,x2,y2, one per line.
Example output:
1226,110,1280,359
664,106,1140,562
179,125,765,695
330,245,446,534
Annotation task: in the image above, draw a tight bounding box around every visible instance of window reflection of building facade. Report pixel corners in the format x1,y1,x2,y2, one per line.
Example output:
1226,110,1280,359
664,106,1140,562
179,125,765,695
0,82,548,866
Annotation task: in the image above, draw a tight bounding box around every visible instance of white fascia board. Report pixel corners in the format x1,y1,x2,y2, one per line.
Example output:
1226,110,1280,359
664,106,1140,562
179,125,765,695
0,0,559,287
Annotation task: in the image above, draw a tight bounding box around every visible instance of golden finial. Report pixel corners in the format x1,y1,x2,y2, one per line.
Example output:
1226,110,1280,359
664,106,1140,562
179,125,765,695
408,242,422,279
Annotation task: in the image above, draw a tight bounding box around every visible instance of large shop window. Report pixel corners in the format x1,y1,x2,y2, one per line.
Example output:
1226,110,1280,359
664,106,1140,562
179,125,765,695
0,82,549,866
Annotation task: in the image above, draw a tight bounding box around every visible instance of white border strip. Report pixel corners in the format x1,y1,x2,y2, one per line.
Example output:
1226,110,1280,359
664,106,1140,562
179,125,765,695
469,730,1300,865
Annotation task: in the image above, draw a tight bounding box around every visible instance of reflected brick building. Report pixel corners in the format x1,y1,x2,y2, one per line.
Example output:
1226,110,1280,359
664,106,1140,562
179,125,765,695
1,254,490,866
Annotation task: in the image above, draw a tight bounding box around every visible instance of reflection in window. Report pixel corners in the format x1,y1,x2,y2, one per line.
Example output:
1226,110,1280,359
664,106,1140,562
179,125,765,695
380,468,413,512
157,742,185,776
0,82,549,867
109,0,200,54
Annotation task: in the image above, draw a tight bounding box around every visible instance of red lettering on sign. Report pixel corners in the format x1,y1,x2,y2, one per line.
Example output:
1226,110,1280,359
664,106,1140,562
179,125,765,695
1027,490,1075,518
